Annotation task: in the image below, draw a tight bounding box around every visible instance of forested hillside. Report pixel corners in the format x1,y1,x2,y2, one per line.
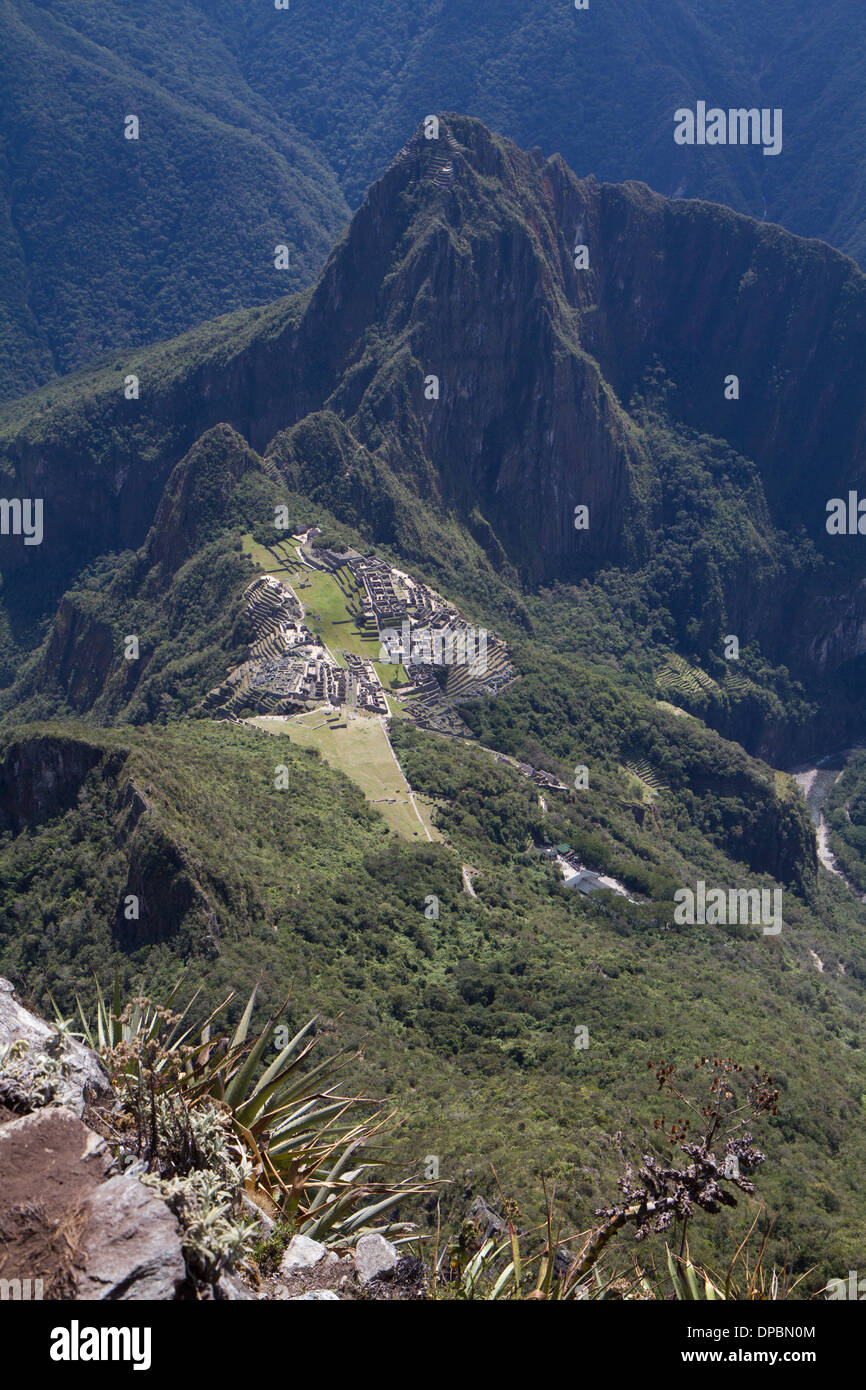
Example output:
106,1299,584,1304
1,713,864,1291
0,0,349,399
1,118,866,1296
2,0,865,400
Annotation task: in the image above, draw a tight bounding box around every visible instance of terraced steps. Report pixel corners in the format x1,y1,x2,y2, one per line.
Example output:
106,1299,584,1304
656,653,721,702
623,760,666,800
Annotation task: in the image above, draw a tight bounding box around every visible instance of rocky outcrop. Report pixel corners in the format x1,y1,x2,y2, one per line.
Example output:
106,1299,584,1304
804,578,866,674
467,1194,508,1241
0,734,222,961
0,978,111,1117
0,1106,185,1301
146,424,263,582
114,819,220,957
0,980,426,1303
0,984,196,1301
35,598,118,714
0,735,122,836
0,1107,112,1298
74,1176,186,1302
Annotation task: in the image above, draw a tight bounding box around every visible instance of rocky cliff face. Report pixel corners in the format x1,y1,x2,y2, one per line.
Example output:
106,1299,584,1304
35,599,118,714
568,174,866,542
0,734,219,957
0,735,119,834
4,115,866,694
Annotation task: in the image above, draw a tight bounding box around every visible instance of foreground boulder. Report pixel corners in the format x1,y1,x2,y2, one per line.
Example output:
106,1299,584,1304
74,1176,186,1301
0,1107,111,1297
354,1232,399,1285
279,1233,328,1275
0,1107,186,1300
0,977,111,1117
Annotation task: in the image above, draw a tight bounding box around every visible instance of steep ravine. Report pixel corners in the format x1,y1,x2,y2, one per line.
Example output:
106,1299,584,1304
791,747,866,894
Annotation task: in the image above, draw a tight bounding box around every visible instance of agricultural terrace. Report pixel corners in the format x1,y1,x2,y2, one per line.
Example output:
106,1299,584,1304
241,534,407,688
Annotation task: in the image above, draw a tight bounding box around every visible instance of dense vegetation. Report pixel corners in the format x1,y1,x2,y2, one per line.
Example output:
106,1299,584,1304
827,752,866,894
1,717,864,1291
1,110,865,1297
2,0,866,399
0,1,348,400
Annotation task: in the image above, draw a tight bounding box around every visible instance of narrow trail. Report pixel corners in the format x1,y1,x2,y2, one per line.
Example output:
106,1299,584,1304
379,715,432,842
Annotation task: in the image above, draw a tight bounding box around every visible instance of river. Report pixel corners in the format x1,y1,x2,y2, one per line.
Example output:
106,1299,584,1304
789,747,865,893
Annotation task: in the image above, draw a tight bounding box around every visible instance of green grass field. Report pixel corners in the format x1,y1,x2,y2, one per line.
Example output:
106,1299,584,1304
296,570,368,656
241,533,299,577
298,571,407,686
247,710,441,842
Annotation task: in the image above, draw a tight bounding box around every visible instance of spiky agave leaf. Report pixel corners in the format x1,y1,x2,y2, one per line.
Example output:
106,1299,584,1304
78,976,434,1245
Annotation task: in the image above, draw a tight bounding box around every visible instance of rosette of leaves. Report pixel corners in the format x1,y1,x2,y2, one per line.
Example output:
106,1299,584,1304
70,973,431,1245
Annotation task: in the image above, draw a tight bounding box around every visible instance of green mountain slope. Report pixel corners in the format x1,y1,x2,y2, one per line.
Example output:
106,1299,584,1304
0,0,349,400
2,0,866,400
2,118,866,1290
3,115,866,758
0,711,863,1290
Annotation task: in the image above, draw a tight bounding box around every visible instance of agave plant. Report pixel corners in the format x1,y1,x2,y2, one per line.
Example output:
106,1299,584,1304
64,973,431,1244
434,1222,633,1301
662,1214,810,1301
666,1245,726,1301
433,1180,590,1302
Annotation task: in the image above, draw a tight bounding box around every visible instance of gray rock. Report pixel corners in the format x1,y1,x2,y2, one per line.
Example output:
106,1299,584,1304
354,1232,399,1285
279,1233,328,1275
0,977,112,1117
241,1192,275,1235
74,1175,186,1301
467,1195,507,1240
214,1271,257,1300
0,1106,111,1202
289,1290,341,1301
0,1107,114,1298
0,1104,102,1158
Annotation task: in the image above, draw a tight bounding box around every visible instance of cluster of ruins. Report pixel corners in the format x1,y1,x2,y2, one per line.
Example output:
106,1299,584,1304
318,548,516,724
204,541,514,729
204,574,384,718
